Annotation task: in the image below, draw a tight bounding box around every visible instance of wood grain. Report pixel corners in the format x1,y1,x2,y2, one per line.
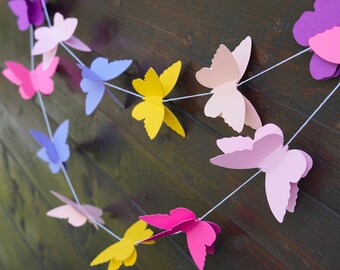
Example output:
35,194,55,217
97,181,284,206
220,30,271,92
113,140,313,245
0,0,339,269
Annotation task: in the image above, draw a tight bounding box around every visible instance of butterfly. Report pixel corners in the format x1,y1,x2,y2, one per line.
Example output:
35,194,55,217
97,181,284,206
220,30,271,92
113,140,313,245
132,61,185,140
309,26,340,66
30,119,70,174
2,57,59,100
32,12,91,70
210,123,313,222
195,36,262,133
8,0,46,31
47,191,104,229
90,220,154,270
140,207,221,270
77,57,132,115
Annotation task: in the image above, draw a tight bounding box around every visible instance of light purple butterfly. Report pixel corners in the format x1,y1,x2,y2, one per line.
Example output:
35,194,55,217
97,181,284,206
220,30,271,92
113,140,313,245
30,120,70,174
210,123,313,223
77,57,132,115
8,0,47,31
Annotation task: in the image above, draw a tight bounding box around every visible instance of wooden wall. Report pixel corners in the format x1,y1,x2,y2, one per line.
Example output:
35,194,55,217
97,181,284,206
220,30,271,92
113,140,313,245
0,0,339,269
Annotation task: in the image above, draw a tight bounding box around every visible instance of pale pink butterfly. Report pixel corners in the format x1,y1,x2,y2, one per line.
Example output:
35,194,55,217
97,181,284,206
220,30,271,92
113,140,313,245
210,123,313,223
196,36,262,133
47,191,104,229
2,57,59,100
32,12,91,70
140,207,221,270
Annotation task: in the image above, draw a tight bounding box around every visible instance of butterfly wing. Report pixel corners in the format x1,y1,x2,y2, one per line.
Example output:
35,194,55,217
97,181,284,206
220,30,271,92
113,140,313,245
243,96,262,129
30,129,59,163
79,78,105,115
132,68,164,97
159,60,182,97
47,205,87,227
185,221,218,270
309,26,340,64
89,57,132,81
53,12,77,42
231,36,252,82
33,57,59,95
81,204,104,225
3,61,36,99
53,120,70,162
124,220,154,243
27,0,45,27
196,44,239,88
204,81,246,132
163,106,185,137
265,150,313,222
211,124,284,169
8,0,29,31
63,36,91,52
32,26,58,55
77,64,102,81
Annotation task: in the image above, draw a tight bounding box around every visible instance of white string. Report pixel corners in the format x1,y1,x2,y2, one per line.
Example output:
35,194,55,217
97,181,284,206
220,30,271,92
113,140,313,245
30,22,120,241
201,81,339,220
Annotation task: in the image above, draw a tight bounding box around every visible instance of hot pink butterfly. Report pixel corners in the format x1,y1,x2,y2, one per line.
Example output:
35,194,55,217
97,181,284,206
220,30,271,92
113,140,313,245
2,57,59,100
309,26,340,65
196,36,262,133
47,191,104,229
32,12,91,70
140,207,221,270
210,123,313,223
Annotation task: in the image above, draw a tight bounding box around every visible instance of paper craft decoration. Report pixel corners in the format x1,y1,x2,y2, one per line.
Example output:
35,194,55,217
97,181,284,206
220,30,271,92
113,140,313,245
293,0,340,80
210,124,313,222
90,220,154,270
140,207,221,270
2,57,59,100
47,191,104,229
132,61,185,139
32,12,91,69
30,119,70,174
8,0,46,31
195,36,262,133
77,57,132,115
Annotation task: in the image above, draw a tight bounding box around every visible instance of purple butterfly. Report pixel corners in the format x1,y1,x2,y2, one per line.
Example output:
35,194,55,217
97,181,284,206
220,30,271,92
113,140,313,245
8,0,47,31
30,120,70,174
77,57,132,115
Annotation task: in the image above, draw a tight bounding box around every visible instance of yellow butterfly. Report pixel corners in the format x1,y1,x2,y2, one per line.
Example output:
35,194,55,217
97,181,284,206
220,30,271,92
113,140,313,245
132,61,186,140
90,220,154,270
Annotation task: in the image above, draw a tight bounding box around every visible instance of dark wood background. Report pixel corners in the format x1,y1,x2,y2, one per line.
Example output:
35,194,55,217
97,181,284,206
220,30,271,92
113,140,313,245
0,0,339,269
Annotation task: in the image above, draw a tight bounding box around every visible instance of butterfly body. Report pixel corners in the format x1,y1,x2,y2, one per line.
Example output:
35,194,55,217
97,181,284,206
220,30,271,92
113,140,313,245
210,124,313,222
132,61,185,139
30,119,70,173
78,57,132,115
140,207,220,270
47,191,104,228
196,37,262,132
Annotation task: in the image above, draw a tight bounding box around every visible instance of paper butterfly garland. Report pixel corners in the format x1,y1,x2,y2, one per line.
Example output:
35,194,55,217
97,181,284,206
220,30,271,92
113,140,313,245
210,123,313,222
47,191,104,229
196,36,262,133
77,57,133,115
293,0,340,80
30,119,70,174
2,57,59,100
140,207,221,270
32,12,91,69
132,61,185,139
90,220,154,270
8,0,46,31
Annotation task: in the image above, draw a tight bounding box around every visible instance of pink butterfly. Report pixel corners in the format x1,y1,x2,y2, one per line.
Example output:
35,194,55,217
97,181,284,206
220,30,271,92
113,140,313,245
309,26,340,65
2,57,59,100
47,191,104,229
210,123,313,223
140,207,221,270
32,12,91,69
196,36,262,133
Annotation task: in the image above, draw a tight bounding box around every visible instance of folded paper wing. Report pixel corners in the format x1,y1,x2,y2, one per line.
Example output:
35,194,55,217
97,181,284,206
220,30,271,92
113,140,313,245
210,124,313,222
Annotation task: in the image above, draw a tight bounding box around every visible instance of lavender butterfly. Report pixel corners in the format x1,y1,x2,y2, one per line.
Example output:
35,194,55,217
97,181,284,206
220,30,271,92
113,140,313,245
8,0,46,31
77,57,132,115
30,120,70,174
